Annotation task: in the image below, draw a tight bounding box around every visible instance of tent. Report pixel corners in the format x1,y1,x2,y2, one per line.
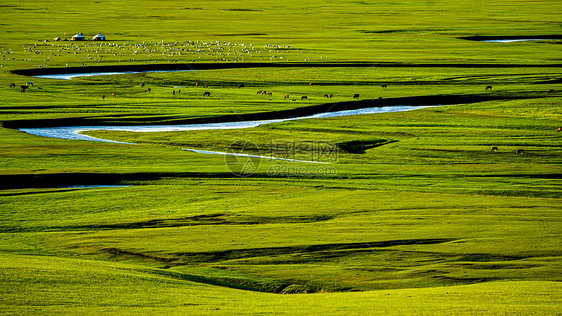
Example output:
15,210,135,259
93,34,106,41
71,33,85,41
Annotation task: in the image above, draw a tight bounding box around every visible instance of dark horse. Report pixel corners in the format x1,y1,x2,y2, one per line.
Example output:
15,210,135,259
485,86,493,91
203,91,211,96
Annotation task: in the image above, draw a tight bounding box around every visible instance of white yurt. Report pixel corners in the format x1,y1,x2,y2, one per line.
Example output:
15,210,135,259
71,33,85,41
93,34,106,41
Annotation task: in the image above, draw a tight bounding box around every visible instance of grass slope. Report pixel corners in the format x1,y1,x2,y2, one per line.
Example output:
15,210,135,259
1,0,561,314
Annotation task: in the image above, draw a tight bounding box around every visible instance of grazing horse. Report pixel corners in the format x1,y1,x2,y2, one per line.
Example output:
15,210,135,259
141,83,145,87
284,94,290,100
9,83,15,88
516,149,524,155
238,84,245,89
324,94,329,98
485,86,493,91
26,82,33,87
490,146,498,152
112,93,116,97
20,85,29,93
267,92,272,96
102,95,105,99
557,127,562,133
172,90,175,95
144,88,151,92
353,94,360,99
195,83,199,87
381,84,387,89
203,91,211,96
309,82,314,86
329,93,333,99
547,89,555,94
202,84,208,88
301,96,308,101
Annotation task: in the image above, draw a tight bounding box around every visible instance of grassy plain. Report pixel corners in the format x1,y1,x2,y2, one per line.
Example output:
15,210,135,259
1,0,561,314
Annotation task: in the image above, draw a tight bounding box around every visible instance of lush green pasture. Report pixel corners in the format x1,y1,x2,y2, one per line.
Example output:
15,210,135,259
1,0,561,314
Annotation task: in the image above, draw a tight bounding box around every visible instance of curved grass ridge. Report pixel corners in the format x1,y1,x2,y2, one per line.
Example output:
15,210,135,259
11,61,562,78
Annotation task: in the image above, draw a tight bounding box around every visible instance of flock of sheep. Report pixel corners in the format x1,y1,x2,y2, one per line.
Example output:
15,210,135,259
3,39,314,69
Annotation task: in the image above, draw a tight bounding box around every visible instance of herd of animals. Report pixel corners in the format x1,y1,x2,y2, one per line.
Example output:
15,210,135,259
9,81,560,149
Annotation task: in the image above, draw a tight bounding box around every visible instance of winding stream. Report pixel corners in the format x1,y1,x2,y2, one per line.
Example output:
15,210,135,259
18,70,436,162
19,105,433,143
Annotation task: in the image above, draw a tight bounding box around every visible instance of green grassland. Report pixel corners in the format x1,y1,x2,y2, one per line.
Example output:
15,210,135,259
1,0,562,314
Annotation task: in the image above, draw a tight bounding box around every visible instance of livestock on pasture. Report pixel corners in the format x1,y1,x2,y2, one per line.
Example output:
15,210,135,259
284,94,290,99
557,127,561,133
381,84,387,89
353,94,360,99
490,146,498,152
112,92,116,97
301,96,308,100
203,91,211,96
238,84,245,89
516,149,524,155
145,88,151,92
547,89,555,93
324,94,329,98
9,83,15,88
485,85,493,91
20,85,28,93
